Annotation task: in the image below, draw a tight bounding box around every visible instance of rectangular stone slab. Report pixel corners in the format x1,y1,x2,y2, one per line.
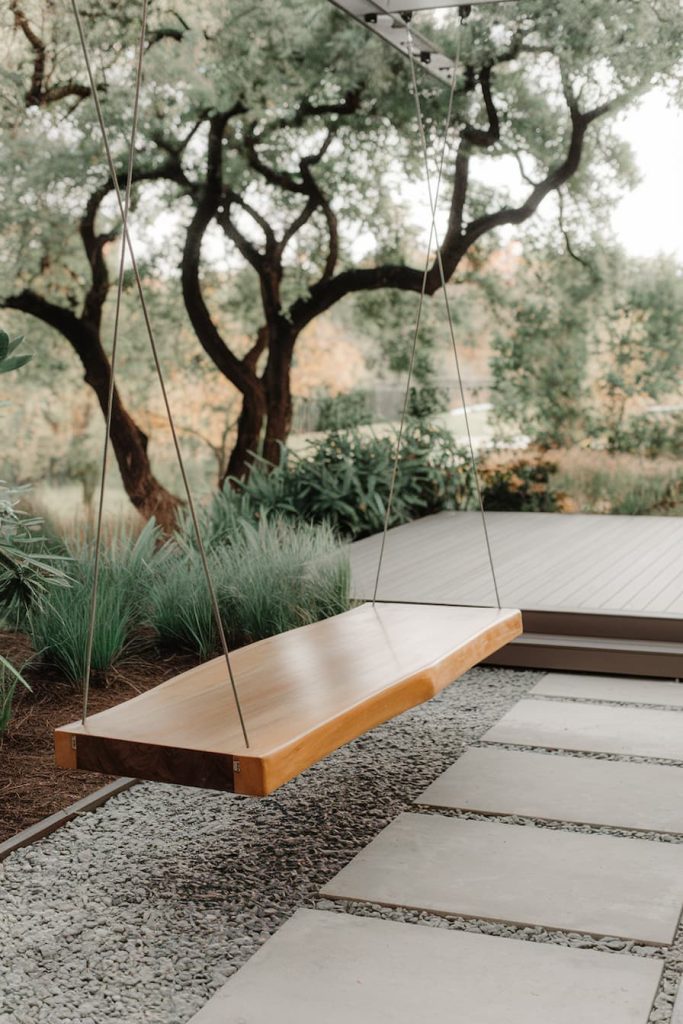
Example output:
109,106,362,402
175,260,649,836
482,699,683,761
416,748,683,833
533,673,683,708
188,909,662,1024
321,814,683,944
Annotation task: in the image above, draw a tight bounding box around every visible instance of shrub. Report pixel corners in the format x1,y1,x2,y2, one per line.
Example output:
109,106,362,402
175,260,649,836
0,327,68,687
150,517,351,656
407,384,449,419
315,390,373,431
607,413,683,459
214,421,475,541
479,454,564,512
0,485,70,628
28,519,159,682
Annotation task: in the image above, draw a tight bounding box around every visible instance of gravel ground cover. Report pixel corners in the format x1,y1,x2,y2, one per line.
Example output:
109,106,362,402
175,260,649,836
1,665,682,1024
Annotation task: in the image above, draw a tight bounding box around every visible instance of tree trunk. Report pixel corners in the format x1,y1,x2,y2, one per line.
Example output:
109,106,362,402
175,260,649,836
86,368,182,533
4,291,181,532
224,382,267,482
262,328,295,467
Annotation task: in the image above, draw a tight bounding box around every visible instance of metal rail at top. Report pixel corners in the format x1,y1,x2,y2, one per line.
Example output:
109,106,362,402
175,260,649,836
328,0,516,85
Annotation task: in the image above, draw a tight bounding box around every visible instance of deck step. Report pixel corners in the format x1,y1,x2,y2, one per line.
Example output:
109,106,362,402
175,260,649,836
486,632,683,679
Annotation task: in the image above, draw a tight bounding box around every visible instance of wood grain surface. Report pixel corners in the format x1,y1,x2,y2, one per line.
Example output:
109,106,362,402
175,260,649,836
55,602,522,796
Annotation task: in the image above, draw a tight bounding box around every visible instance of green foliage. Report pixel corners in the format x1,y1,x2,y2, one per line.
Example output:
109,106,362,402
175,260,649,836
489,248,594,448
606,412,683,459
28,520,159,683
147,546,215,659
0,485,70,622
217,422,475,541
408,385,449,419
0,667,17,737
351,290,445,385
490,248,683,455
0,325,67,624
0,330,31,375
315,390,373,431
0,327,67,693
26,508,351,676
597,257,683,449
0,657,33,736
480,455,564,513
149,517,351,657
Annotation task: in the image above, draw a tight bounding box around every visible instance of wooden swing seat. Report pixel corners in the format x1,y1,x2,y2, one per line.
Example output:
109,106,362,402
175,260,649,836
55,602,522,797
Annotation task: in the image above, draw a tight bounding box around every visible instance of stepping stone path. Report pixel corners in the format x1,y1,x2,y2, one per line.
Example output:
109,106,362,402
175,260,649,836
188,909,663,1024
192,673,683,1022
416,747,683,833
482,698,683,761
321,812,683,944
532,673,683,708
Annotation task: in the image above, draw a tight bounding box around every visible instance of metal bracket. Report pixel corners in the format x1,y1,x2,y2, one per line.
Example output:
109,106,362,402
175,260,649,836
233,759,241,774
71,736,77,750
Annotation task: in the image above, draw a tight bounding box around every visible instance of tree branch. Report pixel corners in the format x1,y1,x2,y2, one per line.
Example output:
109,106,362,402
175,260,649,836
217,206,265,273
10,0,91,108
461,65,499,149
460,101,600,253
223,190,276,252
181,199,258,394
290,86,618,330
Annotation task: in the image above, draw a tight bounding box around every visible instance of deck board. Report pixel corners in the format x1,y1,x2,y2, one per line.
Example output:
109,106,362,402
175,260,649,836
351,512,683,616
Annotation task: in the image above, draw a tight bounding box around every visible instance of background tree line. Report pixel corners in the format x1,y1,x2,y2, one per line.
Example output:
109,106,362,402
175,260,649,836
1,0,682,527
489,245,683,452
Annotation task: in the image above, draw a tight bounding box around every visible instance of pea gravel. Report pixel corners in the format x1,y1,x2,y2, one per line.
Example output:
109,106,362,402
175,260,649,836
1,666,682,1024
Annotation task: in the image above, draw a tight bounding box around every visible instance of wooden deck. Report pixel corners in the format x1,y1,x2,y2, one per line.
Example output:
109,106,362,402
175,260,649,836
351,512,683,617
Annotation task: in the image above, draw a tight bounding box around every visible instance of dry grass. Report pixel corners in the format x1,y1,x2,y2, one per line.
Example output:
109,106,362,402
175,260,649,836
480,447,683,516
553,448,683,515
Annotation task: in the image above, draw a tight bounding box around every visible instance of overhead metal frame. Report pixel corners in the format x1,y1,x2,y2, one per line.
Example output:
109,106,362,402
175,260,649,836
327,0,515,85
382,0,514,8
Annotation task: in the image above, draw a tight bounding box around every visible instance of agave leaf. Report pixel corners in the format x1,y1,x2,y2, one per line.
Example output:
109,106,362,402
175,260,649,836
0,353,32,374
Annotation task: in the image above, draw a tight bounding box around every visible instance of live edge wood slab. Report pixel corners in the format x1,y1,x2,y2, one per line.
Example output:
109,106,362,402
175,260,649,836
55,602,522,797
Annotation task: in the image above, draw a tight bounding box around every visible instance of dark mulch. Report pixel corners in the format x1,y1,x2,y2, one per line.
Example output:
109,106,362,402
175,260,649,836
0,632,200,844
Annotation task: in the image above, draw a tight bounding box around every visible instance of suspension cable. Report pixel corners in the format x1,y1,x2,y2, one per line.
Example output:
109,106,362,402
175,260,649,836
71,0,250,747
407,27,502,609
81,0,147,726
372,28,461,604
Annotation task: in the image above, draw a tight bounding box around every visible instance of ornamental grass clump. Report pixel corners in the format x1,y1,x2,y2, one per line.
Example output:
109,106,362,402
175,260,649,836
0,664,20,736
28,519,159,682
147,543,216,660
149,516,351,657
216,517,351,646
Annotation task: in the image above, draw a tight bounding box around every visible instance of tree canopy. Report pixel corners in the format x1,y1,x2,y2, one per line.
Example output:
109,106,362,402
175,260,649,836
1,0,682,521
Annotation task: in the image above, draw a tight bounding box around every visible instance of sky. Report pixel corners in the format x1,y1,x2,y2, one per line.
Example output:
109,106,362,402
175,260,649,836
611,90,683,260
